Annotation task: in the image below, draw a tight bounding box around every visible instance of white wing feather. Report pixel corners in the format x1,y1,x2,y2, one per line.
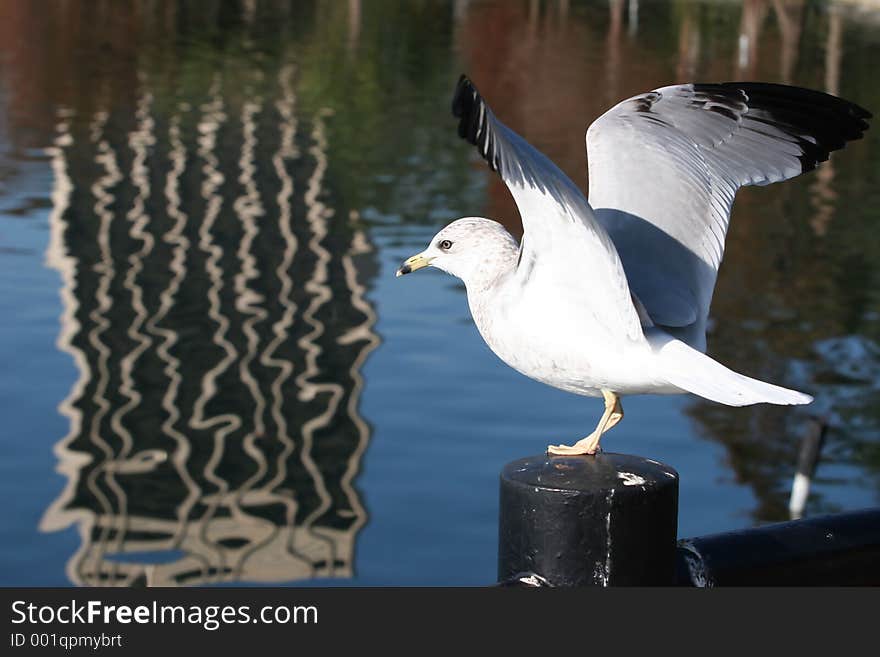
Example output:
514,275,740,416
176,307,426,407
453,75,644,343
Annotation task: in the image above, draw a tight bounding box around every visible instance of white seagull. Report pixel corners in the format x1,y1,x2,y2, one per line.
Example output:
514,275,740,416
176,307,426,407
397,75,870,456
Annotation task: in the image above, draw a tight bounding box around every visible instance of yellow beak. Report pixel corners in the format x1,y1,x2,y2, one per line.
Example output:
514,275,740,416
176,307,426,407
396,253,432,277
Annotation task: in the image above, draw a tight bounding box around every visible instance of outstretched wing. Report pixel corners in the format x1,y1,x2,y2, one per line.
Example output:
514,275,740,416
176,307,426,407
452,75,643,342
587,82,870,348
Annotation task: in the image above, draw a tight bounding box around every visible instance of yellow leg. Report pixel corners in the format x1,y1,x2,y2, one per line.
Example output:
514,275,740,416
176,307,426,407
547,391,623,456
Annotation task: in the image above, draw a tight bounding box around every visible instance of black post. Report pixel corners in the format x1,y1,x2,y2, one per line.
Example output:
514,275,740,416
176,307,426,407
675,508,880,586
498,453,679,586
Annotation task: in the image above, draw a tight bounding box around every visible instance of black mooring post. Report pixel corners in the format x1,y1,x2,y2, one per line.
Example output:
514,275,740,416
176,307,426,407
675,507,880,586
498,453,679,586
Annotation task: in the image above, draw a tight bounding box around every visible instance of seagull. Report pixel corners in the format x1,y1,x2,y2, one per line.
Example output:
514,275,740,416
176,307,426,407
397,75,870,456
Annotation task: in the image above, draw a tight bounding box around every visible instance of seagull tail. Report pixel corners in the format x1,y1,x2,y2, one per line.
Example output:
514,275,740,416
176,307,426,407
650,331,812,407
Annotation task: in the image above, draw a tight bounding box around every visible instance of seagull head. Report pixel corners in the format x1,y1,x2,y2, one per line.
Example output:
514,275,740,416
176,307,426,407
396,217,519,288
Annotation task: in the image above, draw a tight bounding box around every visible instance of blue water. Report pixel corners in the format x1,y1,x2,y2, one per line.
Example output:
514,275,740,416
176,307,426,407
1,0,879,586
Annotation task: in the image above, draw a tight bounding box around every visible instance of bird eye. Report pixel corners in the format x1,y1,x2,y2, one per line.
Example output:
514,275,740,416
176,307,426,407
438,239,453,251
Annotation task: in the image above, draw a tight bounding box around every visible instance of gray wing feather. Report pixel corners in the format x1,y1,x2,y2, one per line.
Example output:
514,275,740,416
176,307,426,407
587,82,870,349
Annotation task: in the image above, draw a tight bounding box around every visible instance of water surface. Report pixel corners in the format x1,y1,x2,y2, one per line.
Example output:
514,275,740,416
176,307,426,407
1,0,879,586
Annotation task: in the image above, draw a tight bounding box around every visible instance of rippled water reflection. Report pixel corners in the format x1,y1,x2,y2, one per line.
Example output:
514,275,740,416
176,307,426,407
0,0,878,586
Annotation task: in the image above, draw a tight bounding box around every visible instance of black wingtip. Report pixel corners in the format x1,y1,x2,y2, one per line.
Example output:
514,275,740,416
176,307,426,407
696,82,871,172
451,74,472,118
451,74,500,172
452,74,479,140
